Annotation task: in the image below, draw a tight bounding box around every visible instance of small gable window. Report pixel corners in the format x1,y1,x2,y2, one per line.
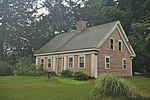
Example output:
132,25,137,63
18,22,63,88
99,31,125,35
41,58,44,67
105,56,110,69
48,58,52,67
110,38,114,50
68,56,74,68
79,55,85,68
119,40,122,51
122,59,127,70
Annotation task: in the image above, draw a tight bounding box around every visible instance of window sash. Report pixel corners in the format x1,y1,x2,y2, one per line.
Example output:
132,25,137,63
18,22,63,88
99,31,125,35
48,59,51,67
105,56,110,69
68,57,73,68
119,40,122,51
41,59,44,67
110,38,114,50
106,63,110,69
78,55,85,68
122,59,127,69
79,56,85,68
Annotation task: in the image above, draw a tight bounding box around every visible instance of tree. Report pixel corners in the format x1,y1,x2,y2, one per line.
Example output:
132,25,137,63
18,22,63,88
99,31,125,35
0,60,13,76
0,0,38,63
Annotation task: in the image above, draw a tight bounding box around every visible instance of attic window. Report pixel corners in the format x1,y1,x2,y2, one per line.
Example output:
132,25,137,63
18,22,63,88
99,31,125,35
118,40,122,51
110,38,114,50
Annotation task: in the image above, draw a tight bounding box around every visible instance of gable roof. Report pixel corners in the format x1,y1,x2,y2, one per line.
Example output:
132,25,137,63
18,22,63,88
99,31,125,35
35,21,135,57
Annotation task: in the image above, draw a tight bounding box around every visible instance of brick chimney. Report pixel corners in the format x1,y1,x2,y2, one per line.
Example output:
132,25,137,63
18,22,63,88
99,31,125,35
76,20,87,32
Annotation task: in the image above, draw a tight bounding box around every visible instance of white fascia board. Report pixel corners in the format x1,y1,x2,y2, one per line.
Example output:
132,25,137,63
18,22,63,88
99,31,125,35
117,22,136,57
96,21,119,48
34,48,99,56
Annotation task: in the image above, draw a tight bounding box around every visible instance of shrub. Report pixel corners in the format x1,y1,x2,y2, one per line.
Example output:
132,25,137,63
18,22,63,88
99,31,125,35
74,71,88,81
51,71,57,76
93,74,132,97
15,56,45,76
0,61,14,76
33,65,45,76
61,70,73,78
91,73,150,100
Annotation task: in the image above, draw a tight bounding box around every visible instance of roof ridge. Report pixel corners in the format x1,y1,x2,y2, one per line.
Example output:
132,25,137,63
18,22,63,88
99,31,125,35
86,20,119,29
35,20,121,55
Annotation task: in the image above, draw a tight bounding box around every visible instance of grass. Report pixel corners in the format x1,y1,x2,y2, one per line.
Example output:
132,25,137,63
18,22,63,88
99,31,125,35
125,76,150,96
0,76,149,100
0,76,94,100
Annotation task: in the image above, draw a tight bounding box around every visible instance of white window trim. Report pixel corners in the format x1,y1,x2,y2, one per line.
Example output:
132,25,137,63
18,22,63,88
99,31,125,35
105,56,110,69
118,40,122,51
68,56,74,68
122,58,127,70
48,57,52,68
78,55,85,68
110,37,115,50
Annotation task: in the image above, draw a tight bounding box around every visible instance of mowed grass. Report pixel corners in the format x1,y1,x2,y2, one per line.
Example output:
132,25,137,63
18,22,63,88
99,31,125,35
125,77,150,96
0,76,94,100
0,76,149,100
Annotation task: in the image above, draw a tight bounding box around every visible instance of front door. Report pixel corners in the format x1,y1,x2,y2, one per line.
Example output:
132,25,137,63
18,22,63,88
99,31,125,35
56,57,64,74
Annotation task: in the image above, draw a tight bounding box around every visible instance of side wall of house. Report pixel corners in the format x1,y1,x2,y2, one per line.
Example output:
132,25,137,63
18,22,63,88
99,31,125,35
97,29,132,77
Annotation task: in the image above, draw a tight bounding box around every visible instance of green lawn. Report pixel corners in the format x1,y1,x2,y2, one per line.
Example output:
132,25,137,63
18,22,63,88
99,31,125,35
0,76,149,100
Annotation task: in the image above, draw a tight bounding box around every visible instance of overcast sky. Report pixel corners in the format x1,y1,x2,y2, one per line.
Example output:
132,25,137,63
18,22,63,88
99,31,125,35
36,0,49,16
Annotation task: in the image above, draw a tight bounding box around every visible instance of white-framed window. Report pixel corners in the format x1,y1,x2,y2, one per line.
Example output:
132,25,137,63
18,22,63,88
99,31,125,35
78,55,85,68
122,58,127,70
41,58,44,67
110,38,115,50
118,40,122,51
68,56,74,68
105,56,110,69
48,58,52,67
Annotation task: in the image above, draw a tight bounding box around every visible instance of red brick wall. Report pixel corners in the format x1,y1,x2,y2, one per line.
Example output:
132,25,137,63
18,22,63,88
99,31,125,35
66,54,91,76
97,29,132,77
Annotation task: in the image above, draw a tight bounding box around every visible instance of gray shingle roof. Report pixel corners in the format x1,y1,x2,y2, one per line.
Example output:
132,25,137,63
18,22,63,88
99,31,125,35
35,21,118,54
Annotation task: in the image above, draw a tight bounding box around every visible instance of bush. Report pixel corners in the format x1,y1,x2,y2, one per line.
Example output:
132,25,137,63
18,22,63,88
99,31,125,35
91,73,149,100
61,70,73,78
0,61,14,76
15,56,45,76
33,65,45,76
51,71,57,76
74,71,88,81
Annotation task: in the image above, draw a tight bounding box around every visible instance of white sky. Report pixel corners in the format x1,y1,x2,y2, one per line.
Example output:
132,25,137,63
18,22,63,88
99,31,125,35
36,0,49,16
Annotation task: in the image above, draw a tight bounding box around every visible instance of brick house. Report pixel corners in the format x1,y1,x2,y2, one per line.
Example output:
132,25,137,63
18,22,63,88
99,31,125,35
34,21,135,78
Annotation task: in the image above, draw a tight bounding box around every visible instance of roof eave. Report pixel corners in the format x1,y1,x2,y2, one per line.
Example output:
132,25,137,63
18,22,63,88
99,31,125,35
34,48,99,56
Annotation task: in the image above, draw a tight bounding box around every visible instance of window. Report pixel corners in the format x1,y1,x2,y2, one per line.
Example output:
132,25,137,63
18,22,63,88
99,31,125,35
122,59,127,70
105,56,110,69
41,58,44,67
110,38,114,50
48,58,52,67
79,55,85,68
118,40,122,51
68,56,74,68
